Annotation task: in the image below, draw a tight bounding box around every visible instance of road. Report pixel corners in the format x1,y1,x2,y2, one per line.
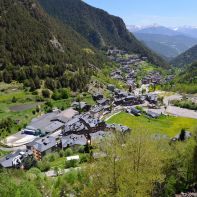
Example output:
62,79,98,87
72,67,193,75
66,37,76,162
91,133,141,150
0,145,26,152
160,92,197,119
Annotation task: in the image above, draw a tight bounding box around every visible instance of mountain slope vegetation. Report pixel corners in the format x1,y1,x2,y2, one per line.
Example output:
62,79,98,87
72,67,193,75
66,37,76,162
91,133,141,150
171,45,197,67
38,0,168,68
176,62,197,83
0,0,105,91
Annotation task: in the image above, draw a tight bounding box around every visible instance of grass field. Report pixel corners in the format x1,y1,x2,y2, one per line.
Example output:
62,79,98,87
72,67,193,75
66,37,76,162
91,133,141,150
50,157,66,169
107,112,197,137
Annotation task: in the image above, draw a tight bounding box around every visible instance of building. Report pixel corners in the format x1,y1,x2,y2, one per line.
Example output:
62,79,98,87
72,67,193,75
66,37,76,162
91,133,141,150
62,114,107,139
90,106,104,118
31,136,57,160
63,117,88,136
146,111,160,118
72,102,91,112
96,98,109,106
107,84,116,92
52,108,79,123
146,94,158,105
23,111,64,135
107,124,131,133
127,107,141,116
0,150,32,168
23,108,79,136
80,114,106,133
92,93,103,101
62,134,87,148
90,131,109,143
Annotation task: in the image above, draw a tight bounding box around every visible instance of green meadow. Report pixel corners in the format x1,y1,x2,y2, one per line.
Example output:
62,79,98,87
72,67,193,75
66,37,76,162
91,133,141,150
107,112,197,137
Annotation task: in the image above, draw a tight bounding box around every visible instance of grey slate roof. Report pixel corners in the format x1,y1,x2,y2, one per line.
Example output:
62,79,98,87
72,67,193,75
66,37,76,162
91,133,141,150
33,136,56,153
0,149,32,168
44,121,64,133
72,102,89,110
147,110,160,118
90,106,103,113
64,117,88,134
90,131,109,140
28,111,60,132
52,108,79,123
107,124,131,133
62,134,87,148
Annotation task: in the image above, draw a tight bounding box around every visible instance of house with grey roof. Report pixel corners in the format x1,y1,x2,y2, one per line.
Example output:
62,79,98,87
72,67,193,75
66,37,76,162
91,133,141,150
62,134,87,148
107,124,131,133
31,136,57,160
0,149,32,168
71,102,91,112
24,111,63,135
90,131,110,142
146,110,160,118
96,98,109,106
92,93,103,101
52,108,79,123
90,106,104,118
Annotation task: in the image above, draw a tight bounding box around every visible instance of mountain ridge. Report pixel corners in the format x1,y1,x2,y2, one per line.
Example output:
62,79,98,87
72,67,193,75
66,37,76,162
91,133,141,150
38,0,168,68
0,0,106,91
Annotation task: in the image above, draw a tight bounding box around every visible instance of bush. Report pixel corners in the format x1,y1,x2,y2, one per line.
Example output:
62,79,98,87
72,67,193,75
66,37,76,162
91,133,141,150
172,99,197,110
37,160,50,172
78,146,85,153
42,89,50,98
65,159,78,168
59,150,65,157
35,96,44,102
80,154,89,163
65,148,73,157
11,96,17,103
52,88,70,100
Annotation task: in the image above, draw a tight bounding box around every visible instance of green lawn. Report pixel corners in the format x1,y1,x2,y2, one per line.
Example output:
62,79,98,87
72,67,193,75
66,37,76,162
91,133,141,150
107,112,197,137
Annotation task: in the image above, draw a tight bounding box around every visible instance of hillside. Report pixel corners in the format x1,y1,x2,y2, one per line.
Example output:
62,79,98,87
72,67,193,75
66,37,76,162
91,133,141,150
134,33,197,59
171,45,197,67
38,0,168,68
176,62,197,83
0,0,104,91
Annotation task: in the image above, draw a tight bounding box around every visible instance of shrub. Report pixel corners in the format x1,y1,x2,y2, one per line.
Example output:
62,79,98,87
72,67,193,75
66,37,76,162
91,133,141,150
42,89,50,98
78,146,85,153
59,150,65,157
65,148,73,157
65,159,78,168
11,96,17,103
80,154,88,163
37,161,50,172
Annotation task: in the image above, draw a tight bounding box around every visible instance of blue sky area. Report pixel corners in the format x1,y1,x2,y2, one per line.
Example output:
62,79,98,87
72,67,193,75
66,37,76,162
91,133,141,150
84,0,197,27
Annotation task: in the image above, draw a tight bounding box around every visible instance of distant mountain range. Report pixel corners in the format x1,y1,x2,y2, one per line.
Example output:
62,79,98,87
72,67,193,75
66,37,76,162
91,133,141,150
128,25,197,60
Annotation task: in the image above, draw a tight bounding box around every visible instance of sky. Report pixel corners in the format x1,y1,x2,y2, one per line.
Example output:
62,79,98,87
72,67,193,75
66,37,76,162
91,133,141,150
84,0,197,27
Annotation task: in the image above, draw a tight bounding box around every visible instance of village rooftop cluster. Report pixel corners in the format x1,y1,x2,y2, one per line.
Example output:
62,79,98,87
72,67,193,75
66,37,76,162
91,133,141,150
0,48,175,169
